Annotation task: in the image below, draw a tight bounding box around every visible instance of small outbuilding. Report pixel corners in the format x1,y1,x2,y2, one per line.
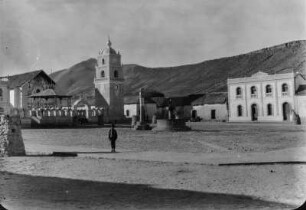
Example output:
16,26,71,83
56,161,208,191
124,95,157,121
191,92,228,121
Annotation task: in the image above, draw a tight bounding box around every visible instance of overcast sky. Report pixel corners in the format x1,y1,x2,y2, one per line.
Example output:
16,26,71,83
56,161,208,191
0,0,305,76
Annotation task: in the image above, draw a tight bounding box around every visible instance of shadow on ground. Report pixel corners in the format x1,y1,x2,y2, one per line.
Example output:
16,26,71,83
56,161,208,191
0,171,295,210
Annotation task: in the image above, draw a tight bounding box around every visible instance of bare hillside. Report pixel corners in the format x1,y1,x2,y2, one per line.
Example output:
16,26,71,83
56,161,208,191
50,40,306,97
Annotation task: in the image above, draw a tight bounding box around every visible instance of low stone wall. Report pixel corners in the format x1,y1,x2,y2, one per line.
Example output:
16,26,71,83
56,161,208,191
0,115,26,157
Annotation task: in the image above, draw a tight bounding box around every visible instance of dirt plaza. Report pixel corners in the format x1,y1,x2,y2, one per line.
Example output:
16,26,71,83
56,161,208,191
0,122,306,209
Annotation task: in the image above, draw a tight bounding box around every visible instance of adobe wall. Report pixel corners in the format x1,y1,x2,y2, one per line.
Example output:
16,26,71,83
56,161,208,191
0,115,26,157
193,104,228,121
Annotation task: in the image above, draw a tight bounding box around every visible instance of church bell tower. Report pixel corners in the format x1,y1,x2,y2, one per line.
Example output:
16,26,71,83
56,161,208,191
94,38,124,122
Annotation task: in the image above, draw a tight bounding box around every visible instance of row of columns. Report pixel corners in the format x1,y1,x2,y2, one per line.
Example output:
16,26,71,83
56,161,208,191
18,108,104,118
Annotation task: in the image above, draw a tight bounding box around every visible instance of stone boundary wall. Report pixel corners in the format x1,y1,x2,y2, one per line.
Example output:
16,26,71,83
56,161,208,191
0,114,26,156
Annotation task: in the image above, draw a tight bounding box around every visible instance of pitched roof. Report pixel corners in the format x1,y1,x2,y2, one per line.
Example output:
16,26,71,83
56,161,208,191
154,94,202,108
8,70,55,89
168,96,193,107
296,85,306,95
30,88,71,98
296,73,306,81
124,96,156,104
151,97,168,107
141,89,165,98
192,93,227,106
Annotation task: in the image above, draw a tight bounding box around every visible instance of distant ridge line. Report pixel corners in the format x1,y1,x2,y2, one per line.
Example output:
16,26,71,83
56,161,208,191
50,39,306,99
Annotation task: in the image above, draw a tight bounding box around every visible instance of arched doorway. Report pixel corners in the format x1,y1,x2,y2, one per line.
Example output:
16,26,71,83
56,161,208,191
282,102,290,121
251,104,258,121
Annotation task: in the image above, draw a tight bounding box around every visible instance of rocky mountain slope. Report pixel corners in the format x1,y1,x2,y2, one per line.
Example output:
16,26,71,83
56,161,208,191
50,40,306,97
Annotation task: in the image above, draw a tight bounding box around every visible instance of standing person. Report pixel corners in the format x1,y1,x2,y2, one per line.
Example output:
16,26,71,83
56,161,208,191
108,123,118,152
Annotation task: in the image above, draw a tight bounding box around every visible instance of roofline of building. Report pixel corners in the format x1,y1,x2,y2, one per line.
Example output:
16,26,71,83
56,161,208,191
227,72,295,85
8,70,56,89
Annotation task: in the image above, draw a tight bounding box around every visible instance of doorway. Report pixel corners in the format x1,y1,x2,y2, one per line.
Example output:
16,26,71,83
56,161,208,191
191,110,197,119
282,102,290,121
211,109,216,120
251,104,258,121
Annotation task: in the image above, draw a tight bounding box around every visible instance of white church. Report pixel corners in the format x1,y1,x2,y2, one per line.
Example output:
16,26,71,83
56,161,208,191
94,38,125,122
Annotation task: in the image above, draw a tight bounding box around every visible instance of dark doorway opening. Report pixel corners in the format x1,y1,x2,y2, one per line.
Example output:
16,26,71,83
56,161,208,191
282,102,290,121
251,104,258,121
211,110,216,119
191,110,197,119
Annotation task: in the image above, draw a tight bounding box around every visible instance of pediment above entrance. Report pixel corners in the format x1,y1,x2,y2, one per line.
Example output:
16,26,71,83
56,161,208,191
251,71,269,78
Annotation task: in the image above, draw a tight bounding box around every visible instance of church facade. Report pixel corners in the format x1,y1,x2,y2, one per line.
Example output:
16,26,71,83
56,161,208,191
1,70,57,116
227,71,306,122
94,39,125,122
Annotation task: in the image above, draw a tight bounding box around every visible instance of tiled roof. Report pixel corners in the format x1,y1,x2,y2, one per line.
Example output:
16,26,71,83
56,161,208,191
168,96,193,107
8,70,55,89
151,97,168,107
296,85,306,95
141,89,164,98
30,88,71,98
192,93,227,106
124,96,156,104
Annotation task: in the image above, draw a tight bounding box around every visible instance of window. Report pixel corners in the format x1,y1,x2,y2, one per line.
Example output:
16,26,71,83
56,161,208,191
236,87,242,98
211,109,216,119
36,89,41,93
0,88,2,97
251,86,257,98
114,70,118,78
101,71,105,77
237,105,243,117
126,110,130,117
267,104,273,116
102,59,105,65
0,107,3,114
265,85,272,96
282,83,288,96
251,86,257,94
266,85,272,93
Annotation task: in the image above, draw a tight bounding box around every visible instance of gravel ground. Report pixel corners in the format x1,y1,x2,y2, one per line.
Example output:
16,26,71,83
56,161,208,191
21,122,306,154
0,122,305,209
0,157,303,209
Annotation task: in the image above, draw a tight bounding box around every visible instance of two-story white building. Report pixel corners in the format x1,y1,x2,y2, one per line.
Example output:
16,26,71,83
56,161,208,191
227,71,306,122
